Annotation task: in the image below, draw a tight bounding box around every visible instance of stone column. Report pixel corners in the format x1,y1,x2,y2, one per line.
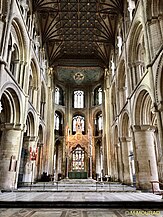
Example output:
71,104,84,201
134,125,159,190
88,139,93,179
95,144,101,180
21,136,38,183
36,142,43,180
103,68,112,175
157,102,163,156
56,144,62,176
156,102,163,182
0,124,22,189
117,141,123,182
65,156,69,179
1,0,14,60
111,144,119,181
100,146,103,181
120,137,131,184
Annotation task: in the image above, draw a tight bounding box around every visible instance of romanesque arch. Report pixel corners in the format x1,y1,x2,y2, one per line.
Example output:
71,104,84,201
120,112,135,185
28,60,40,109
6,18,28,88
0,87,22,189
155,54,163,182
128,21,145,90
133,88,159,189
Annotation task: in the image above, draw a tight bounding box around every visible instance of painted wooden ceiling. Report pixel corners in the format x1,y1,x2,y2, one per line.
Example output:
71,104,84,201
32,0,124,68
56,66,103,85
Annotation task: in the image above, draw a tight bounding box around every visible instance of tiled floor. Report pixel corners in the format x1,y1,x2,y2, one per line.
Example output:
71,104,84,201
0,208,163,217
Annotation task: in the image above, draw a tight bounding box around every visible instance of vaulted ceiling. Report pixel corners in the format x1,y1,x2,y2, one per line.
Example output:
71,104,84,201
32,0,124,68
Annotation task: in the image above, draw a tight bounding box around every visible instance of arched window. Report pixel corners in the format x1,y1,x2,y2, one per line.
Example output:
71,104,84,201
55,87,60,104
55,113,60,130
40,83,46,119
94,86,102,106
28,61,38,106
95,112,103,136
73,90,84,108
72,115,85,134
55,111,63,136
55,86,64,105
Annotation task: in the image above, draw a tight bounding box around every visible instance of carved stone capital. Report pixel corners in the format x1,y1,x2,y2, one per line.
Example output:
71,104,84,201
133,125,156,132
0,123,22,131
157,101,163,111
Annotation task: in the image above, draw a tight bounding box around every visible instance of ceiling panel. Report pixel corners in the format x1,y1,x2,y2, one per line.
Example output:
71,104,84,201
32,0,124,68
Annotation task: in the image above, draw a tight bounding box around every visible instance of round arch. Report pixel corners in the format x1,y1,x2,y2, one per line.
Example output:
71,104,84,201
128,21,143,64
11,18,27,61
120,111,130,138
0,86,21,124
155,54,163,103
133,87,153,126
26,111,36,137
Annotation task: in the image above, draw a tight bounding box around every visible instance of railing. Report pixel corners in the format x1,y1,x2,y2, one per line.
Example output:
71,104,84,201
150,181,163,199
17,181,136,192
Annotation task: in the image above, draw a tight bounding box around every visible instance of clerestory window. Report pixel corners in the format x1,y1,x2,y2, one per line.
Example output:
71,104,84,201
73,90,84,108
95,112,103,136
55,86,64,105
94,86,102,105
55,111,63,136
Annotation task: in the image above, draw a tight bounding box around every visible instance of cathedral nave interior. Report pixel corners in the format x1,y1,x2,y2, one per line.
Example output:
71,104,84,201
0,0,163,193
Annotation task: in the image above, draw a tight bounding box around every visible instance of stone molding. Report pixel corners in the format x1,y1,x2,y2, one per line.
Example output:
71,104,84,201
120,136,132,143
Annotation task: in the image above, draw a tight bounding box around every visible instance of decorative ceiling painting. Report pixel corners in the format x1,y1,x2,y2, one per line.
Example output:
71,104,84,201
56,66,103,85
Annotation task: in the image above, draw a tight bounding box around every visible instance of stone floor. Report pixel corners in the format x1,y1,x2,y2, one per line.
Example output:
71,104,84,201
1,181,163,216
16,180,137,192
0,191,162,202
0,208,163,217
0,191,163,216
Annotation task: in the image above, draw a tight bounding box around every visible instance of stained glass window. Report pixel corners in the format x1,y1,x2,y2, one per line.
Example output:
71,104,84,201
72,146,85,171
72,115,85,133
